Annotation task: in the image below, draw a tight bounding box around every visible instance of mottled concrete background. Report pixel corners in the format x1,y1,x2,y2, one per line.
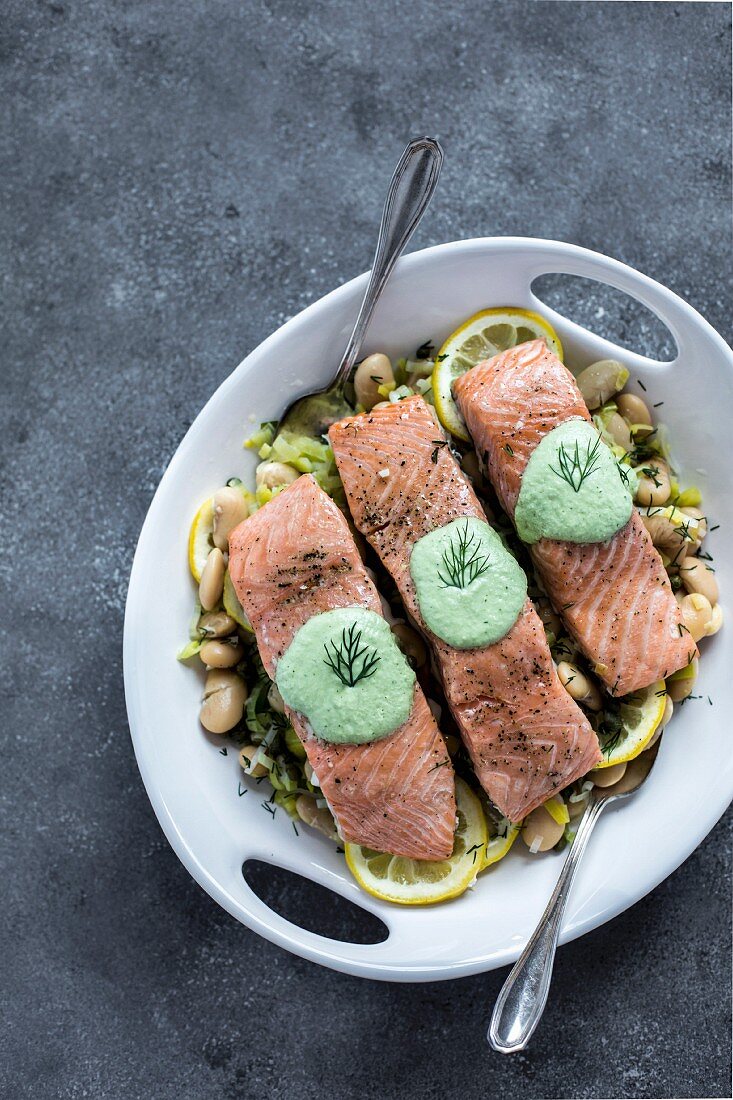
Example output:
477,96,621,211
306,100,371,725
2,2,731,1097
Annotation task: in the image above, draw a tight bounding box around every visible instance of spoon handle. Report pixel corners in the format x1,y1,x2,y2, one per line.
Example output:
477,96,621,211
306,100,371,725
332,137,443,391
488,795,608,1053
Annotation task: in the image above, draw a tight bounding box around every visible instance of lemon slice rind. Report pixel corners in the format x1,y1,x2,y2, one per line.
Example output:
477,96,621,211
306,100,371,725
188,498,215,582
481,824,520,871
344,778,488,906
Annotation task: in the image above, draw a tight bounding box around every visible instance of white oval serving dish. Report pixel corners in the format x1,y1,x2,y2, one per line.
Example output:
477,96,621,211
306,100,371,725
124,237,733,981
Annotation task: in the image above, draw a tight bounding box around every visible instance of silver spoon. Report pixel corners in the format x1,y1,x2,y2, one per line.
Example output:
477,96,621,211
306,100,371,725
277,136,443,438
488,741,662,1053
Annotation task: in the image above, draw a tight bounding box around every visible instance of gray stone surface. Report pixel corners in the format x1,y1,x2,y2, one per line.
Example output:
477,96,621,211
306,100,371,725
2,1,731,1097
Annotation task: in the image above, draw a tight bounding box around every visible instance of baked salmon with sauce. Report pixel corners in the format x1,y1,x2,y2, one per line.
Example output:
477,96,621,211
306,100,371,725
453,339,697,695
228,474,456,860
329,396,601,823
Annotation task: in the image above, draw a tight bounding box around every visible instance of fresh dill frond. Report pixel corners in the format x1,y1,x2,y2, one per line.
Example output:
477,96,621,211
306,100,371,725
676,518,696,543
428,758,451,772
548,436,603,493
598,730,620,756
628,430,660,464
597,703,625,757
640,464,664,488
323,622,381,687
437,521,492,589
551,637,574,659
617,463,633,488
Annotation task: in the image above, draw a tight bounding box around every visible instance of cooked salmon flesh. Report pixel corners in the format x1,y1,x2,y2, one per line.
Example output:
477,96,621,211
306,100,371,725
228,474,456,860
453,339,697,695
329,396,601,823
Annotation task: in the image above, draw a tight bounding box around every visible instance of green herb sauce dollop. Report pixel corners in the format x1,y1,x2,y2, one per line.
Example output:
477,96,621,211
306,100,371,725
275,607,415,745
409,517,527,649
515,418,633,545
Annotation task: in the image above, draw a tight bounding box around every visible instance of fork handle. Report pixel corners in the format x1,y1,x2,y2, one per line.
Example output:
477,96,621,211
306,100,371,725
488,794,608,1053
332,137,443,391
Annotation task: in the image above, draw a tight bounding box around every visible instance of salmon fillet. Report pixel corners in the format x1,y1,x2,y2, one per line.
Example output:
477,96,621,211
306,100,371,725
453,339,697,695
329,396,600,823
228,474,456,860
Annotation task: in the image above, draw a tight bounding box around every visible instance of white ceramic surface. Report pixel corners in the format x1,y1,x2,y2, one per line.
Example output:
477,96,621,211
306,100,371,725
124,237,733,982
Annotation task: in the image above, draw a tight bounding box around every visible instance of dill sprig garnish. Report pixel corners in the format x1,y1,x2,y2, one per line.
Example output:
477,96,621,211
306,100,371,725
640,464,664,488
323,623,381,687
551,637,574,659
437,521,491,589
617,463,633,489
548,436,603,493
627,429,660,464
597,706,625,758
598,730,620,756
428,758,451,772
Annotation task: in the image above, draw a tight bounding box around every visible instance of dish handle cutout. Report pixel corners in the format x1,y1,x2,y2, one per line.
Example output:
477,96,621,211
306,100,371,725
242,859,388,945
235,854,424,976
505,240,713,370
531,272,677,363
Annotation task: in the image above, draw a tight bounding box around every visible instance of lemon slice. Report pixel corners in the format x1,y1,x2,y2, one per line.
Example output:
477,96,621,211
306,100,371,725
188,498,215,582
345,778,487,905
432,308,564,441
595,680,666,767
481,824,520,870
223,569,253,632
